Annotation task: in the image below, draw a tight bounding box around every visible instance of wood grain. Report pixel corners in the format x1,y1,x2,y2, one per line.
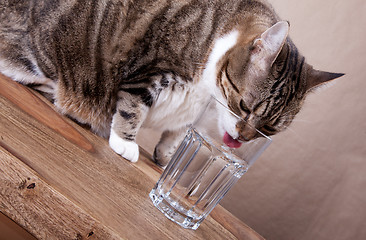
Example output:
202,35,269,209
0,147,121,240
0,73,94,152
210,206,265,240
0,211,37,240
0,73,264,239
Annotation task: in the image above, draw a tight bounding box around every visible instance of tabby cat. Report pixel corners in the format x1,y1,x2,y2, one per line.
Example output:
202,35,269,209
0,0,343,165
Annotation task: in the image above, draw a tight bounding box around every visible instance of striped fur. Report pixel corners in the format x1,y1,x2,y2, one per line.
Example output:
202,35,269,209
0,0,343,163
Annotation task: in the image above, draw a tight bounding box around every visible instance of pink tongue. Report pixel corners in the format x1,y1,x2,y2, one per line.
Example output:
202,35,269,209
223,132,242,148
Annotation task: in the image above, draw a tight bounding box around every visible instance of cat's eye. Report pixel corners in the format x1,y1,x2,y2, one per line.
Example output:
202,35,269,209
240,100,250,114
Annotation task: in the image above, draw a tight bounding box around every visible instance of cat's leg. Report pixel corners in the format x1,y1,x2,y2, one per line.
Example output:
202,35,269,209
153,128,187,167
109,92,148,162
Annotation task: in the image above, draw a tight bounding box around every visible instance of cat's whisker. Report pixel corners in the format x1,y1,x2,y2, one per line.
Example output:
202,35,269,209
281,125,308,143
281,115,312,123
289,118,312,124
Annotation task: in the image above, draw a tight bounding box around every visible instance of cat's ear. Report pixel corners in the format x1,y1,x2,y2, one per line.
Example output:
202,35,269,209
306,69,345,91
251,21,289,67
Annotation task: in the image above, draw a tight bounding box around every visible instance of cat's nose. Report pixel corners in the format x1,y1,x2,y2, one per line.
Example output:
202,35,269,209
236,121,257,141
238,130,257,141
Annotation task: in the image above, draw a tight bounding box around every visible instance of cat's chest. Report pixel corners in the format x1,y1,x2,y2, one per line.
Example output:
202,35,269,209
142,80,214,131
142,30,239,131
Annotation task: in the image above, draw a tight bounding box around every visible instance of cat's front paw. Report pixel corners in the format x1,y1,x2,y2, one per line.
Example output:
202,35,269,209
153,141,177,167
153,129,186,167
109,129,139,162
153,148,170,167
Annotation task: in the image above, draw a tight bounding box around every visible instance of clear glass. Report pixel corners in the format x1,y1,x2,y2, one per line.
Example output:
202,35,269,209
149,96,271,230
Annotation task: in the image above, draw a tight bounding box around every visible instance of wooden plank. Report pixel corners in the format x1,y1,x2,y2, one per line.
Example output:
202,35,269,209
210,206,265,240
0,146,121,240
0,212,37,240
0,73,93,152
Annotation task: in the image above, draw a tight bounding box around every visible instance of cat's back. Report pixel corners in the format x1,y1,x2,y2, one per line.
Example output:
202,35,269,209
0,1,31,50
0,1,30,28
0,0,277,75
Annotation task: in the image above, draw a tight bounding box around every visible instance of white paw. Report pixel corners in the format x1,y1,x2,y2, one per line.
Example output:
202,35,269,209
109,129,139,162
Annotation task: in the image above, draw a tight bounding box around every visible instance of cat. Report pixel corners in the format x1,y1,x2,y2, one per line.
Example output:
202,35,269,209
0,0,343,165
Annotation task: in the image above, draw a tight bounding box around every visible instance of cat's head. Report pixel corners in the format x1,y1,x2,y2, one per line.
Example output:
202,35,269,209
217,21,344,142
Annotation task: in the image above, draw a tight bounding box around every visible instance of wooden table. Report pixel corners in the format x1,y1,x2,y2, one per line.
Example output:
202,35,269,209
0,73,264,240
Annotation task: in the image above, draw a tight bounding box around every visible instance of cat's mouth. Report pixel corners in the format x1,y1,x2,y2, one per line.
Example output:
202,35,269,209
223,132,242,148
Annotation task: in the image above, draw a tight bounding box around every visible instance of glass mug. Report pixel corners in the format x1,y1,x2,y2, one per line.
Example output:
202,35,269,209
150,96,271,230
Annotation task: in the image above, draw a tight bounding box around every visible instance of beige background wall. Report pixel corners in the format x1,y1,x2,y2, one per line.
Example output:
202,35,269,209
139,0,366,239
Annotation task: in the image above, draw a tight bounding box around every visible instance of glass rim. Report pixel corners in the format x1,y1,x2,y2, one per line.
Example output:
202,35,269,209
202,95,272,142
